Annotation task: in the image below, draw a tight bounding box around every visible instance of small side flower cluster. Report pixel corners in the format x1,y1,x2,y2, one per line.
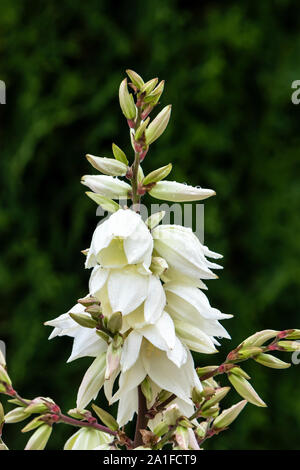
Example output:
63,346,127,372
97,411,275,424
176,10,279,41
1,70,299,450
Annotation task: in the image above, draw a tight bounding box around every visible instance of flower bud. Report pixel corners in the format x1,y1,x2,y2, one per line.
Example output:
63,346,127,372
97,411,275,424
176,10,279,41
192,387,204,405
284,329,300,340
228,373,267,407
65,427,113,450
25,424,52,450
81,175,131,199
196,366,219,378
107,311,122,334
141,377,153,403
163,404,182,426
146,211,166,229
0,365,11,387
5,406,31,423
242,330,279,347
92,404,119,431
143,164,172,186
201,405,219,418
119,78,136,120
126,69,144,89
77,352,106,409
236,347,263,360
149,180,215,202
105,341,122,380
253,353,291,369
112,143,129,165
202,387,230,411
213,400,247,429
175,425,189,450
22,416,44,433
145,105,171,145
134,118,150,141
143,80,165,105
153,421,169,437
141,78,158,95
230,367,251,379
69,312,98,329
25,397,54,414
96,330,110,343
86,155,127,176
196,421,208,438
277,341,300,352
150,256,168,276
67,408,88,419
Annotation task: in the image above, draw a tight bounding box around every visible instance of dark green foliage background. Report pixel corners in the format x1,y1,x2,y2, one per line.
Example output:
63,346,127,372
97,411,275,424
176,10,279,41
0,0,299,450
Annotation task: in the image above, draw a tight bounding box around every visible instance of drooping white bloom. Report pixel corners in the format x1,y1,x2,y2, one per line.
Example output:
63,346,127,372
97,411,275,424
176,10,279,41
149,180,215,202
110,336,201,410
81,175,131,199
86,209,153,270
89,265,165,324
164,282,231,347
77,352,107,409
64,428,113,450
152,224,222,282
44,303,107,362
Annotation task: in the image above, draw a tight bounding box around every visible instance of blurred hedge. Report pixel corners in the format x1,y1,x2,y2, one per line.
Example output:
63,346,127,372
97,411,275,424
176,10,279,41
0,0,299,449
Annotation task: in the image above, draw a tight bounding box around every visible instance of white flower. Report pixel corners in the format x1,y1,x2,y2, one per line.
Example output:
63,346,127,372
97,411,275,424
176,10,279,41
149,180,215,202
164,282,231,346
77,352,107,409
44,303,107,362
152,224,222,282
81,175,131,199
64,428,113,450
86,209,153,270
110,336,201,410
89,265,165,324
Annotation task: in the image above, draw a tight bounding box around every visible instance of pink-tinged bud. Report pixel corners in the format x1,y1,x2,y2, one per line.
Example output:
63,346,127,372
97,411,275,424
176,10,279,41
126,70,144,90
119,78,136,120
145,105,172,145
105,341,122,380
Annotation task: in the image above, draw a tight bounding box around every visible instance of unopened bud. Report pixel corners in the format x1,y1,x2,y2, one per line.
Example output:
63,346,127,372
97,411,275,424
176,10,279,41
96,330,110,343
242,330,279,348
85,192,121,214
92,404,119,431
236,347,263,360
105,342,122,380
150,256,168,276
230,367,251,379
153,421,169,437
126,70,144,89
228,373,267,407
283,329,300,340
86,155,127,177
141,78,158,95
69,312,97,329
141,377,153,403
196,421,208,438
277,341,300,352
145,105,171,145
192,387,204,405
77,352,106,409
175,425,189,450
146,211,166,230
67,408,88,419
201,405,219,418
163,404,181,426
196,366,219,378
213,400,247,429
143,80,165,105
253,353,291,369
0,365,11,387
119,78,136,120
112,143,129,165
107,312,122,334
21,416,44,433
77,296,99,307
149,180,215,203
25,424,52,450
25,397,54,414
202,387,230,411
135,118,150,141
143,164,172,186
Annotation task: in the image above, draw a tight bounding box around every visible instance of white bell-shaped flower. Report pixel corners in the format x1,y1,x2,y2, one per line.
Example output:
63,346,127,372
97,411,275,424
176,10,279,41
152,224,222,282
86,209,153,270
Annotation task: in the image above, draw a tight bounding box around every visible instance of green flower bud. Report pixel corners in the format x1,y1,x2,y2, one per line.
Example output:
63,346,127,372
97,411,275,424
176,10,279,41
196,422,207,438
253,353,291,369
143,163,172,185
213,400,247,429
67,408,88,419
119,78,136,120
0,365,11,387
284,329,300,340
107,311,122,334
22,416,44,433
105,341,122,380
202,387,231,411
141,78,158,95
25,397,53,414
92,404,119,431
85,192,121,213
228,373,267,407
175,425,189,450
143,80,165,104
25,424,52,450
230,367,251,380
236,347,263,360
135,118,150,141
242,330,279,347
141,377,153,403
145,105,172,145
5,407,31,423
196,366,219,378
278,341,300,352
153,421,169,437
126,69,144,89
164,404,182,426
69,312,98,329
137,165,144,183
201,405,219,418
146,211,166,229
112,143,129,165
86,155,127,176
96,330,110,343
